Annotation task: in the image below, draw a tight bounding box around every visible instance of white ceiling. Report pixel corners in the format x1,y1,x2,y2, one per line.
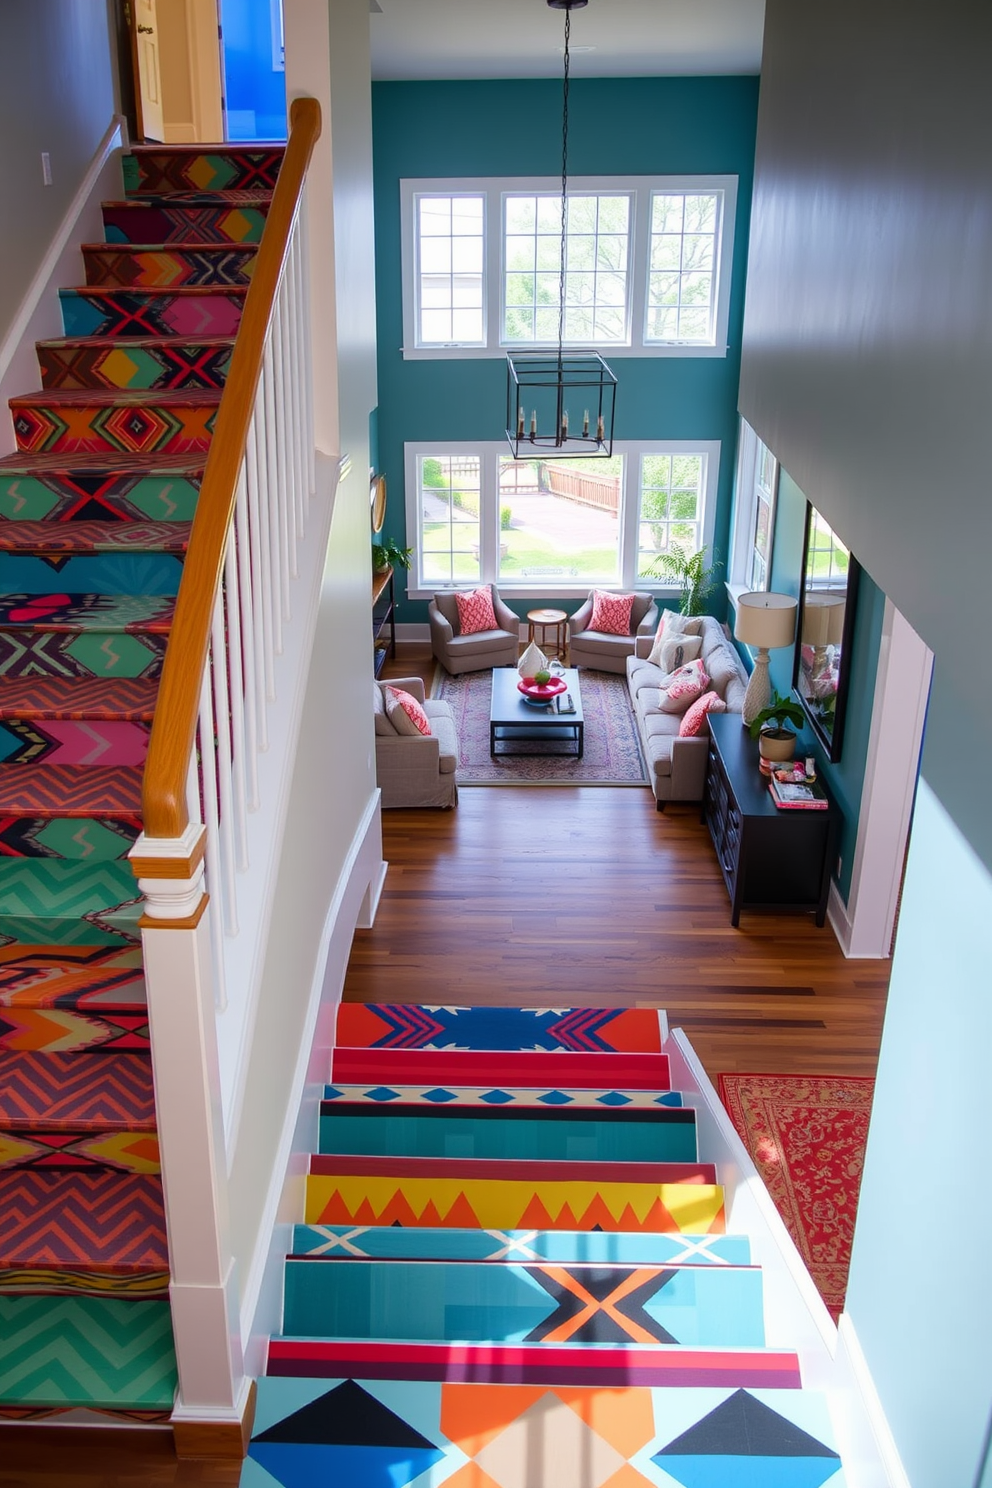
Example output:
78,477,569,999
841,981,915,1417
369,0,765,82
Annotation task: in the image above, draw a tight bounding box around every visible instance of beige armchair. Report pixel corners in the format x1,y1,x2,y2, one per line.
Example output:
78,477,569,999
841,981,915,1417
568,592,660,673
373,676,458,809
429,585,520,675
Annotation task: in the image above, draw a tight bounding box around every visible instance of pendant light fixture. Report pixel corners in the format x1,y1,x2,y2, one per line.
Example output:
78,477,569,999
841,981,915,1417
505,0,617,460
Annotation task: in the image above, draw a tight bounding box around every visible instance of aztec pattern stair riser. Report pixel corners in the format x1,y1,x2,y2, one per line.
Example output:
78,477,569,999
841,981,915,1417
247,1380,845,1487
323,1082,685,1110
0,458,203,522
82,247,257,289
122,147,283,195
0,554,182,600
57,288,245,340
0,945,146,1008
319,1105,699,1163
0,1296,176,1406
38,338,234,392
0,1007,149,1054
332,1047,672,1090
292,1226,752,1267
281,1259,766,1348
102,197,270,246
0,723,149,771
336,1002,665,1052
10,393,219,456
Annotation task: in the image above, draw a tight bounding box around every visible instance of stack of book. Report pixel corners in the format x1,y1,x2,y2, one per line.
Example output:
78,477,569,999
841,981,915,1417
769,775,828,810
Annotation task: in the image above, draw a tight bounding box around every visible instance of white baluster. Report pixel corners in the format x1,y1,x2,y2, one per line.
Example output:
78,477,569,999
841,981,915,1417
224,532,250,870
271,300,293,616
210,591,238,937
261,337,284,654
287,228,306,540
299,191,316,499
278,289,299,582
234,463,260,807
245,411,272,736
251,380,278,699
197,667,227,1012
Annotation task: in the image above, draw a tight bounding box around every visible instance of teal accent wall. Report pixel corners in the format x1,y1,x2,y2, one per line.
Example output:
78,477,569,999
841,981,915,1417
372,77,759,626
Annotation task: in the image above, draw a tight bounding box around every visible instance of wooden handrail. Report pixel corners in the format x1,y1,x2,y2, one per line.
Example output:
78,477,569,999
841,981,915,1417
139,97,321,844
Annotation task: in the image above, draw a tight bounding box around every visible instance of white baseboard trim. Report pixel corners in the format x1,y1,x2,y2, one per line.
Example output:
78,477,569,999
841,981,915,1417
828,877,891,960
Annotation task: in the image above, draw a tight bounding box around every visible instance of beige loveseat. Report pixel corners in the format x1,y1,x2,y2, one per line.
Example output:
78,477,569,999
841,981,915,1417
373,677,459,809
625,615,748,806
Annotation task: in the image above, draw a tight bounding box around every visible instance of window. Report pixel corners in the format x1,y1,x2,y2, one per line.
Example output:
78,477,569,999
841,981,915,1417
729,419,778,597
400,175,737,360
405,441,719,600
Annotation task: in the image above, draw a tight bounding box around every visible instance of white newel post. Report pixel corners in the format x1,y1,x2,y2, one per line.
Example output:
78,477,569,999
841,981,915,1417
130,826,251,1450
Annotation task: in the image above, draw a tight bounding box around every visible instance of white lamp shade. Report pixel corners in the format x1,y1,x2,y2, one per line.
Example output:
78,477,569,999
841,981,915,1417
802,594,845,647
734,592,798,650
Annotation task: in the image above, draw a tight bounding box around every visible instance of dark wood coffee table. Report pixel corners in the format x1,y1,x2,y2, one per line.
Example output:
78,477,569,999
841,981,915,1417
489,667,584,758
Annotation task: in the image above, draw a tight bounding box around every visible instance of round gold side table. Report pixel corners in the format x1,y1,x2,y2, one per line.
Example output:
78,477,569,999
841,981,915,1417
526,608,569,662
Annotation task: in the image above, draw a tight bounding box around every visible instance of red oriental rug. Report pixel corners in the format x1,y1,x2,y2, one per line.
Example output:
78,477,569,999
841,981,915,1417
718,1072,875,1319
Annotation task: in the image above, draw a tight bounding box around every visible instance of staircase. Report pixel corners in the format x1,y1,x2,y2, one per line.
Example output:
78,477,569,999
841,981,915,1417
0,142,283,1420
246,1003,848,1486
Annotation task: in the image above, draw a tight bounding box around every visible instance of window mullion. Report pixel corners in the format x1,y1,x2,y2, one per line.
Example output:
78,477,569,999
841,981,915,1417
618,454,638,588
492,190,505,349
626,188,647,350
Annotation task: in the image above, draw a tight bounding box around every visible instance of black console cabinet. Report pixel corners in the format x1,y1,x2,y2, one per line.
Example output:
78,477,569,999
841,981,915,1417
703,712,839,927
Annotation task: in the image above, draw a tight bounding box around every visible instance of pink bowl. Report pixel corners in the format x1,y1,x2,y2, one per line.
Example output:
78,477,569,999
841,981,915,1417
518,676,568,701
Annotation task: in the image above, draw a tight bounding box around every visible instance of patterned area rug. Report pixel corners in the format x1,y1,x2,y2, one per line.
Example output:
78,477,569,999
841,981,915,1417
718,1072,875,1319
431,667,648,786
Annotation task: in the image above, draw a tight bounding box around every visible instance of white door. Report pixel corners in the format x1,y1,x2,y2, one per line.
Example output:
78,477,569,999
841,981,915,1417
135,0,165,142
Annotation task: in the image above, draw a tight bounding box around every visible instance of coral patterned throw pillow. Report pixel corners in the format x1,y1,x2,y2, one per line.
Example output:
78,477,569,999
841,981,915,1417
679,690,727,737
455,586,497,636
385,686,432,737
589,590,635,636
659,659,711,714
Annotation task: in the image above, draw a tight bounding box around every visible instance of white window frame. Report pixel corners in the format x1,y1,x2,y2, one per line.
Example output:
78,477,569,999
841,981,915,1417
404,439,720,602
728,418,779,602
400,175,737,361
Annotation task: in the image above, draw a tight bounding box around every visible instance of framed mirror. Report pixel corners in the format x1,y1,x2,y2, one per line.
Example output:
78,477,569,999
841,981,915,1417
370,473,387,534
793,502,861,762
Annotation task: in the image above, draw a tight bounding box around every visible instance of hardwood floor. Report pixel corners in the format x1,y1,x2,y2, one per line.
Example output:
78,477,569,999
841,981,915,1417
3,649,888,1483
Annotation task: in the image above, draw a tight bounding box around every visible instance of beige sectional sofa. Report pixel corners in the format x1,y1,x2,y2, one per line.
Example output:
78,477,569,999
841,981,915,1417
625,615,749,806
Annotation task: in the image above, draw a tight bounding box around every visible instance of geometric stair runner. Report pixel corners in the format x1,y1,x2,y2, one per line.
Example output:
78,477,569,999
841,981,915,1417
0,139,283,1420
247,1004,848,1486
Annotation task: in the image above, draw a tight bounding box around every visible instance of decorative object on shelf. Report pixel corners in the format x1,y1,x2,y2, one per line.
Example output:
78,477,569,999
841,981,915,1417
504,0,617,460
647,543,721,617
793,501,861,762
372,537,412,573
748,690,806,770
370,472,387,533
734,591,798,726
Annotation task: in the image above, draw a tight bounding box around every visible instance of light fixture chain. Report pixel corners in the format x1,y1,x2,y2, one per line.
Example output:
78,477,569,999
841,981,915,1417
557,4,571,370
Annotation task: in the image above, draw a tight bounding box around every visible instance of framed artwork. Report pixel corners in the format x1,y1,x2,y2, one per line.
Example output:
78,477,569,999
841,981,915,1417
793,502,861,762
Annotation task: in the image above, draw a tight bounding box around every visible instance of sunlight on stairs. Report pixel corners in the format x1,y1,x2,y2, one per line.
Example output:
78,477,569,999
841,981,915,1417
0,141,283,1421
244,1004,848,1487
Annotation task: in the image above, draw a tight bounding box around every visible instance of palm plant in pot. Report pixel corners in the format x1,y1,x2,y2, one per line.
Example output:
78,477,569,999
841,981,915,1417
748,691,806,765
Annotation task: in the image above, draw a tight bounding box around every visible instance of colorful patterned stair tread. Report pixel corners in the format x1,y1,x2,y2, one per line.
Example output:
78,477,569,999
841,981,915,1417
0,1126,158,1177
0,763,142,814
281,1258,766,1348
0,1170,165,1271
0,859,142,945
318,1104,698,1163
38,337,234,392
122,146,282,196
0,519,191,552
82,245,257,289
0,945,145,1008
292,1226,751,1267
0,1005,149,1054
0,677,157,721
332,1047,671,1090
0,1049,154,1128
0,592,174,632
10,392,219,456
309,1155,717,1184
247,1380,841,1486
323,1082,683,1110
102,197,270,246
306,1169,725,1235
57,286,246,339
336,1002,664,1052
0,453,203,522
0,1294,176,1406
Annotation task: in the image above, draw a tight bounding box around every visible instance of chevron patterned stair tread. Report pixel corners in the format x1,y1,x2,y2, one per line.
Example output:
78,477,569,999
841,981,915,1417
0,450,206,477
0,1295,176,1406
0,1050,154,1128
0,858,141,921
332,1047,672,1090
123,146,282,196
0,677,158,721
336,1003,664,1052
290,1225,752,1266
82,246,257,289
0,1170,165,1267
0,593,174,631
56,291,244,345
323,1083,684,1110
263,1344,804,1390
0,1002,149,1053
37,337,234,392
281,1257,766,1348
0,520,191,553
10,388,223,410
0,1123,158,1173
0,945,145,1008
101,202,270,248
0,765,142,815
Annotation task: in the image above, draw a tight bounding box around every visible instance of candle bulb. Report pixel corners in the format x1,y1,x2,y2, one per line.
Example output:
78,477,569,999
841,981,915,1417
561,410,569,439
530,410,537,439
596,413,605,443
517,407,525,439
582,409,590,437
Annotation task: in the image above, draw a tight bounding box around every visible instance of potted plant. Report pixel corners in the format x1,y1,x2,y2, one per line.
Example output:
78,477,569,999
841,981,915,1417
748,691,806,765
372,538,412,573
647,543,721,616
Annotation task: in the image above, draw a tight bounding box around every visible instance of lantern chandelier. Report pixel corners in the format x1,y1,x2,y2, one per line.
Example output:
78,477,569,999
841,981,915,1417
505,0,617,460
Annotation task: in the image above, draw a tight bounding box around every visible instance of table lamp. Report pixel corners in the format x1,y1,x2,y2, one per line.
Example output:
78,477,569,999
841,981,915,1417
802,594,845,678
734,592,799,726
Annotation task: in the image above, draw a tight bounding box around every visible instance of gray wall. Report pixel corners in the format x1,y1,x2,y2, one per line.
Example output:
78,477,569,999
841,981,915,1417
739,0,992,876
740,3,992,1483
0,0,117,336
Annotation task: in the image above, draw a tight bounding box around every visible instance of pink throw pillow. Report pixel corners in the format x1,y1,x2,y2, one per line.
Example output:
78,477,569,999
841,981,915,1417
455,586,497,636
659,659,711,715
385,685,431,737
679,689,727,737
589,590,635,636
